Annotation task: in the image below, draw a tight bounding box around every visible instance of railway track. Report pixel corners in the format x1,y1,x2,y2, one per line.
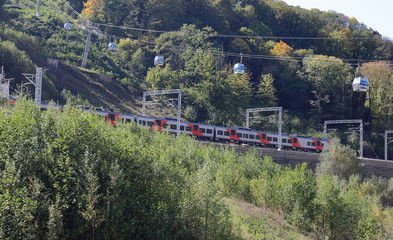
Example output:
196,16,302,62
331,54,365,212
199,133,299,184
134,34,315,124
200,142,393,178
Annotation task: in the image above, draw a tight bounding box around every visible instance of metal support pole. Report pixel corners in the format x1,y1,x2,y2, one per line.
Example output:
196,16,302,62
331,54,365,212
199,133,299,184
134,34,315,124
35,67,42,107
177,91,182,137
142,92,146,116
278,109,282,151
22,67,45,107
36,0,42,17
246,112,250,129
360,122,363,159
386,132,388,161
324,123,327,139
82,29,92,68
0,66,3,97
385,130,393,160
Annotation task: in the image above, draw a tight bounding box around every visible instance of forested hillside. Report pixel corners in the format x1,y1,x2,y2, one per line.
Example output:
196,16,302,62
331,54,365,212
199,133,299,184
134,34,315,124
2,1,393,239
1,99,392,239
1,0,393,156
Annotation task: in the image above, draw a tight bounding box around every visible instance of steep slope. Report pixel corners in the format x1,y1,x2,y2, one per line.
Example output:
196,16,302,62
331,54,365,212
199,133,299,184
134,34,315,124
48,62,142,114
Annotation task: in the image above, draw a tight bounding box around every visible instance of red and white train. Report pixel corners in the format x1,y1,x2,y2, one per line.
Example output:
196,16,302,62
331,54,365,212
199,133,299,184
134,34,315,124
97,110,331,153
2,98,330,152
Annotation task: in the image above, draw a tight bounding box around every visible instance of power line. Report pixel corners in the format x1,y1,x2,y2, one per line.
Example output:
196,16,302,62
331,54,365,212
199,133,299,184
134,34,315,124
95,23,379,41
39,1,393,66
109,35,393,66
47,0,380,41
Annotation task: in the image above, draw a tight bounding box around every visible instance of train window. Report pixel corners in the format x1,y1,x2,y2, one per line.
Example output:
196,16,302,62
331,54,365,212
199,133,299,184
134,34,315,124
312,142,315,146
237,133,242,138
193,125,198,131
293,138,298,143
207,129,212,134
217,130,223,135
317,141,321,146
125,119,132,123
180,126,185,131
170,124,177,130
231,130,236,135
288,139,292,144
273,137,277,142
322,143,324,147
256,135,261,140
250,135,255,139
147,121,154,126
243,134,248,138
200,128,206,133
142,121,146,126
267,137,272,141
262,134,266,139
156,120,161,126
163,123,168,128
186,126,192,131
282,139,287,143
224,131,230,136
108,114,116,121
307,142,311,146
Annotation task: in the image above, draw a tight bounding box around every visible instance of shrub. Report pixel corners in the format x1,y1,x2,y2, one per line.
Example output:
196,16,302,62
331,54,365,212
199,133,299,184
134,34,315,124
317,138,363,180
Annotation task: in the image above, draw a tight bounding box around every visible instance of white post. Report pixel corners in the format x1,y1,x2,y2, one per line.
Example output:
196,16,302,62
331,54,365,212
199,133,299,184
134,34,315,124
35,67,42,107
82,29,92,68
36,0,42,17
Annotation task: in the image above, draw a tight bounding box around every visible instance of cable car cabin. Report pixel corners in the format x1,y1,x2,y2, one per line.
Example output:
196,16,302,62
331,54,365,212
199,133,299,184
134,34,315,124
352,77,369,92
154,56,164,66
108,42,117,51
233,63,245,74
64,23,72,31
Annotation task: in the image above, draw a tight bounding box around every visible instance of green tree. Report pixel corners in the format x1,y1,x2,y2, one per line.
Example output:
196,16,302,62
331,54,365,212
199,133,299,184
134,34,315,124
314,175,350,239
327,28,355,59
256,73,278,106
0,160,37,239
317,138,363,180
302,55,351,120
361,62,393,130
146,64,178,90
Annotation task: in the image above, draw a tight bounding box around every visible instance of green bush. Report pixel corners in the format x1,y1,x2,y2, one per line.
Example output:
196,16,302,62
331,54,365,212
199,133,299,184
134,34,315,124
317,138,364,180
0,99,235,239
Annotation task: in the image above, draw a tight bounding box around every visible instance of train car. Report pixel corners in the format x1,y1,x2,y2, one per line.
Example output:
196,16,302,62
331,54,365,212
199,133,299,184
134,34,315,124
94,109,135,126
215,126,259,144
14,97,332,153
215,125,330,152
135,116,215,140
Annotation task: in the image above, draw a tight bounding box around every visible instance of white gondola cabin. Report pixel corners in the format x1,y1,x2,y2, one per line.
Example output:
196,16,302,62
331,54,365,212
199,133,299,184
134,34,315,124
352,77,369,92
154,56,164,66
64,23,72,31
233,63,245,74
108,42,117,51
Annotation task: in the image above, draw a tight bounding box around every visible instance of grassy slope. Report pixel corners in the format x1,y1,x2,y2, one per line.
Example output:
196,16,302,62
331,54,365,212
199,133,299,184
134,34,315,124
226,198,315,240
46,61,142,114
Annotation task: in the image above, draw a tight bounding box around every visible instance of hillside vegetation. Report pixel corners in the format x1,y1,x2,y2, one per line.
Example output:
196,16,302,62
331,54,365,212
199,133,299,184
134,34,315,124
0,99,392,239
3,1,393,239
2,0,393,158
